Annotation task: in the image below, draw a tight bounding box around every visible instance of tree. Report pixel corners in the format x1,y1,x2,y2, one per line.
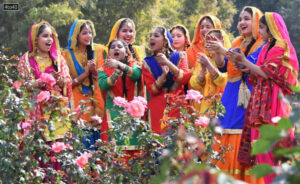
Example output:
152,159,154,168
0,0,83,55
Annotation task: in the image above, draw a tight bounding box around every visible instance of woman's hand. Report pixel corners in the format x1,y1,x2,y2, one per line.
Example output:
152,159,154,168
52,71,64,88
155,53,169,65
161,65,169,75
87,59,97,75
226,51,249,71
197,53,210,68
103,59,119,69
206,40,226,54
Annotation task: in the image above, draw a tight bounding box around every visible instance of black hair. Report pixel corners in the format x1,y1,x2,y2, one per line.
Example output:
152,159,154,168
117,19,138,60
36,24,58,72
200,16,214,27
108,39,130,97
79,22,92,33
243,7,253,17
37,24,50,37
153,26,173,59
108,39,129,62
259,15,276,58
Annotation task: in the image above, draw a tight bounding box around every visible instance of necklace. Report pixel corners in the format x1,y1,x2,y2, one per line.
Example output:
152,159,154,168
35,54,50,62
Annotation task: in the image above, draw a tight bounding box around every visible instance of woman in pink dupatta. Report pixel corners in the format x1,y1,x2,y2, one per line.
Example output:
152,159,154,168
230,13,298,184
18,21,72,173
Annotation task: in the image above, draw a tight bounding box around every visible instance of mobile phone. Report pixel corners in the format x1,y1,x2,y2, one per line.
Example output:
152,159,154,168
231,48,245,69
86,45,93,60
232,47,241,53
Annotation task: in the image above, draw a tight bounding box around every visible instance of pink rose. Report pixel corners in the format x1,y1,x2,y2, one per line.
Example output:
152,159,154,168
39,73,56,87
51,142,66,153
51,156,56,162
75,105,81,114
37,91,50,103
21,120,32,136
65,143,72,150
113,96,128,108
13,81,23,89
133,96,147,108
91,115,102,124
21,122,32,129
185,89,203,103
125,99,145,118
75,152,92,168
195,116,210,128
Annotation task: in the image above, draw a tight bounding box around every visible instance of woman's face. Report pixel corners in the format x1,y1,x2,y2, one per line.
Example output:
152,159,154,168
238,10,253,37
118,22,135,45
149,27,166,54
78,25,92,46
259,22,272,42
37,26,53,53
171,28,186,51
109,40,127,62
200,18,214,38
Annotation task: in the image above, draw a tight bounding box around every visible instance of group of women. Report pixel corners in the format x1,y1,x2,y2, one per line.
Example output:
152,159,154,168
18,5,298,183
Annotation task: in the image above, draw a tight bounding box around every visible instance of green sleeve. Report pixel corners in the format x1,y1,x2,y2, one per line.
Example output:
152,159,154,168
129,64,141,81
98,70,112,91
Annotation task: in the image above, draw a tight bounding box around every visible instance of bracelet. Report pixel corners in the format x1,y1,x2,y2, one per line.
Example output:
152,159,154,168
196,74,205,85
110,72,121,83
212,72,219,80
73,78,79,83
155,80,163,90
124,65,130,73
117,62,121,70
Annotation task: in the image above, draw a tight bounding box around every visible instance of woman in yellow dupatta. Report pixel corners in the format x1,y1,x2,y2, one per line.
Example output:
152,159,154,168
101,18,146,140
106,18,145,63
62,19,105,149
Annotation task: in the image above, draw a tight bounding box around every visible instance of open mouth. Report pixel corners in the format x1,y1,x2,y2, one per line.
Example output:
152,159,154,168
241,26,248,31
45,43,51,47
114,52,120,57
124,38,131,42
150,42,155,47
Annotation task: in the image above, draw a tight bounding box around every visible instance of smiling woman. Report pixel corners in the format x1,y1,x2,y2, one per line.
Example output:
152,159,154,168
62,19,106,150
17,21,72,179
207,6,266,183
106,18,146,65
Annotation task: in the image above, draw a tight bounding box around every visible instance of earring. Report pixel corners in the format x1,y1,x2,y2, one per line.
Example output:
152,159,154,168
162,46,166,54
268,37,273,43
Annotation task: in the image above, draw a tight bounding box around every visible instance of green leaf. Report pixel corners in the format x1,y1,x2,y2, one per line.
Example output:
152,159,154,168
273,147,300,156
277,118,292,130
251,139,273,155
250,164,274,178
260,125,281,140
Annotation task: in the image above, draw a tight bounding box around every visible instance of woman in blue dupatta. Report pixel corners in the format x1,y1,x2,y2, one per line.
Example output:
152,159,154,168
142,26,191,134
62,19,105,150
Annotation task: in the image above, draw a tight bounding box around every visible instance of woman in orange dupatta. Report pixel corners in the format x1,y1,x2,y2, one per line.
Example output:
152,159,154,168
235,12,298,184
186,15,230,69
206,7,265,183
